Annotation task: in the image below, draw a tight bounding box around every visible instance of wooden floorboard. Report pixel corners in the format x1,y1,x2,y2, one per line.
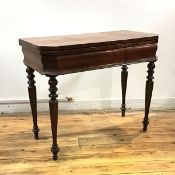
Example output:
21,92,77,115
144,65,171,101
0,111,175,175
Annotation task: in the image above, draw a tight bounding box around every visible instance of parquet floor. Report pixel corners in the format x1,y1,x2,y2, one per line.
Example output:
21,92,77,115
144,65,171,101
0,111,175,175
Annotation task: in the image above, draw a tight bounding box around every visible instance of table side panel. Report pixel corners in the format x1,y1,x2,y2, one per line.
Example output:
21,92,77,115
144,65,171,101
41,43,157,75
22,48,43,73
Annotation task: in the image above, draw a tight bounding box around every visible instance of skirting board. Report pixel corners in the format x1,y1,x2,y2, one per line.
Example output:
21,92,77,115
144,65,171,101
0,98,175,114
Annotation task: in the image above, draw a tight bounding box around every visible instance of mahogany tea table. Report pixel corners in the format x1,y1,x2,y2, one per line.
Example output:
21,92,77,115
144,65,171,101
19,30,158,160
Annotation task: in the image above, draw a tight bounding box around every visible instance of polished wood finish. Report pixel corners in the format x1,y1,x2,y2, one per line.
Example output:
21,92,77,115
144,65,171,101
48,75,59,160
26,66,39,139
0,112,175,174
19,30,159,160
19,30,158,50
143,61,156,131
121,65,128,117
19,30,158,75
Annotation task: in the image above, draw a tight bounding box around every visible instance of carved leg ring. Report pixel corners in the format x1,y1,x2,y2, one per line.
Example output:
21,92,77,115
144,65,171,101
26,66,40,139
48,75,59,160
143,61,155,131
121,65,128,117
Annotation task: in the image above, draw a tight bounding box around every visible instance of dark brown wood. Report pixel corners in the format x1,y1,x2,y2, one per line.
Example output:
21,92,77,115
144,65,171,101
19,30,159,160
19,30,158,51
143,61,156,131
19,30,158,75
121,65,128,117
48,75,59,160
26,66,40,139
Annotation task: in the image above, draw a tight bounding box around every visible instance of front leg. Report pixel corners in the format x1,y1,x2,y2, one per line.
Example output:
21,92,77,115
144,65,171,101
48,75,59,160
143,61,156,131
26,66,40,139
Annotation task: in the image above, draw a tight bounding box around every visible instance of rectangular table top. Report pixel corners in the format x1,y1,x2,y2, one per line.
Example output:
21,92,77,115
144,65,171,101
19,30,158,75
19,30,158,52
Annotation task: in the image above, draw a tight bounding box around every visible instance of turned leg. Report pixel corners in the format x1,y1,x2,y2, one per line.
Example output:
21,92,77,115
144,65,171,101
26,66,40,139
121,65,128,117
143,61,155,131
48,75,59,160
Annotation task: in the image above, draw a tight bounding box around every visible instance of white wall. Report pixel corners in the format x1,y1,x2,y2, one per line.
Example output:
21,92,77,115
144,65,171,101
0,0,175,111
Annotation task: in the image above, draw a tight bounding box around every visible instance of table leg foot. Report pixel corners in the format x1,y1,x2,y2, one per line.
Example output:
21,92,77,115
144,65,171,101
26,66,40,140
143,61,155,132
48,75,59,160
51,144,59,160
32,127,40,140
121,65,128,117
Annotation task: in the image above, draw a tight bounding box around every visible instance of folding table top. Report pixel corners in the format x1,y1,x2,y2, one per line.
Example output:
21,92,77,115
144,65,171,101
19,30,158,75
19,30,158,52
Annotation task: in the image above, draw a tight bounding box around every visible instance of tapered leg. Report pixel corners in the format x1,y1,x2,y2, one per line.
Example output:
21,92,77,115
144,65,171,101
121,65,128,117
26,66,40,139
143,61,155,131
48,75,59,160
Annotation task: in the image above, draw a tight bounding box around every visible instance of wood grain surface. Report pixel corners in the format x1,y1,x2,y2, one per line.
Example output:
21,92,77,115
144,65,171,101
19,30,158,51
19,31,158,75
0,111,174,175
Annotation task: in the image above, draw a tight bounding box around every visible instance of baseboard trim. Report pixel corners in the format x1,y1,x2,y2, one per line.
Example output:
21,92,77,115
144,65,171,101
0,97,175,114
